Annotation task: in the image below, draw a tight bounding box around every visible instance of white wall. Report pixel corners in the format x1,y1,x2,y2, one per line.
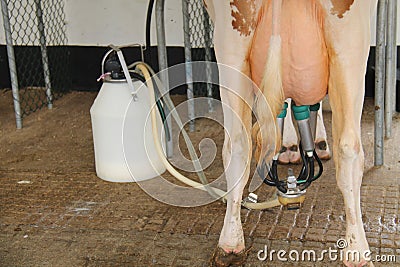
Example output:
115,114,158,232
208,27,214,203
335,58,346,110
0,1,399,46
0,0,183,46
64,0,183,46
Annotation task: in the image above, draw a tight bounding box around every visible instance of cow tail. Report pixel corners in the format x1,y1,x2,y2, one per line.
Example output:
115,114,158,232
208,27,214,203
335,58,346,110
254,0,284,162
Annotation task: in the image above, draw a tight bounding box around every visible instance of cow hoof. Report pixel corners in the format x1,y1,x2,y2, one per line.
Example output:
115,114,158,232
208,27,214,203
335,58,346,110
278,146,290,164
211,247,248,267
315,140,331,160
278,145,301,164
288,145,301,164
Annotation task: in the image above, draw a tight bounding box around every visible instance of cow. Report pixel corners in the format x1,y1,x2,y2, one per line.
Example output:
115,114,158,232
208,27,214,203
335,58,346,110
203,0,377,266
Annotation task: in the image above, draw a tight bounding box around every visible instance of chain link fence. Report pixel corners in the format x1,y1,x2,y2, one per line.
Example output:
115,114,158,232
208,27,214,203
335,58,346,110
182,0,218,131
1,0,70,128
182,0,218,99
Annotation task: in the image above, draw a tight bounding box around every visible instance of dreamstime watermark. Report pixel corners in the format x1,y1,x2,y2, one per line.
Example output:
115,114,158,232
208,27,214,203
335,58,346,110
257,239,397,263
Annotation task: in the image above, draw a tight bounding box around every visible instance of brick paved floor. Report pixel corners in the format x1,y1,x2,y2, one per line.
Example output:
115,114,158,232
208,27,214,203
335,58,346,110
0,91,399,266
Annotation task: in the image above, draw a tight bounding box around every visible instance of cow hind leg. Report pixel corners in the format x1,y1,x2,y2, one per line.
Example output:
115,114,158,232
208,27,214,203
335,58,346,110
205,0,272,264
323,0,377,266
212,76,254,267
330,75,371,267
208,3,256,264
325,2,376,265
332,122,370,266
329,23,372,267
329,66,374,263
330,109,372,267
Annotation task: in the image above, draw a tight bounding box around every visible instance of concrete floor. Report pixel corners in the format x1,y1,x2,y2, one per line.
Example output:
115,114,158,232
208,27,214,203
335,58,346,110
0,91,399,266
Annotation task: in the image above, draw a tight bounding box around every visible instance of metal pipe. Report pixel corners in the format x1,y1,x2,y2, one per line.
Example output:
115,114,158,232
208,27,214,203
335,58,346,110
182,0,195,132
389,0,397,114
277,117,284,140
156,0,173,158
35,0,53,109
384,0,396,138
1,0,22,129
309,103,320,141
374,0,387,166
203,6,214,113
310,110,318,141
296,119,314,154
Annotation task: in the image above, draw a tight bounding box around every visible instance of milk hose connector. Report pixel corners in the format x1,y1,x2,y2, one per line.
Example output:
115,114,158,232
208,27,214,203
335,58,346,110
257,101,324,209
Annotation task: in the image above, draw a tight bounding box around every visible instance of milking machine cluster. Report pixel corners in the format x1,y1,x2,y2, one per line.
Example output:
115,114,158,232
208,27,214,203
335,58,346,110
256,102,324,210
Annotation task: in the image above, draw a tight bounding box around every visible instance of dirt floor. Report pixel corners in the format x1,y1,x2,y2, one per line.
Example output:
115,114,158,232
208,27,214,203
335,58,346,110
0,90,399,266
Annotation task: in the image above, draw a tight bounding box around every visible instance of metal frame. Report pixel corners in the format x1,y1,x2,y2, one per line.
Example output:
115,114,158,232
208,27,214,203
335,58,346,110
182,0,215,132
35,0,53,109
202,5,214,114
375,0,397,166
157,0,216,157
384,0,397,138
155,0,173,158
1,0,22,129
375,0,387,166
2,0,58,128
182,0,195,132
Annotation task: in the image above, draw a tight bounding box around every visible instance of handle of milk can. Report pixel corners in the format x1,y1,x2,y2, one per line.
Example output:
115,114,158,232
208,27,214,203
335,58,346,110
101,44,145,75
101,44,146,101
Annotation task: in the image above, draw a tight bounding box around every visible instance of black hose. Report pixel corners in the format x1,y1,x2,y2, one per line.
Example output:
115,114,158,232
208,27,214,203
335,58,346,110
130,71,146,83
267,161,276,181
297,142,309,182
257,160,273,186
300,156,314,191
148,74,172,142
259,141,324,192
308,157,314,185
145,0,155,64
261,163,278,187
257,159,285,188
265,159,287,193
311,150,323,182
130,71,171,141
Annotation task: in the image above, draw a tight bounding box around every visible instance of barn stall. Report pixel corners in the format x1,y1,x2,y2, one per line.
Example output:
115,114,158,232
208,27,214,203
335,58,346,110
0,0,399,266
